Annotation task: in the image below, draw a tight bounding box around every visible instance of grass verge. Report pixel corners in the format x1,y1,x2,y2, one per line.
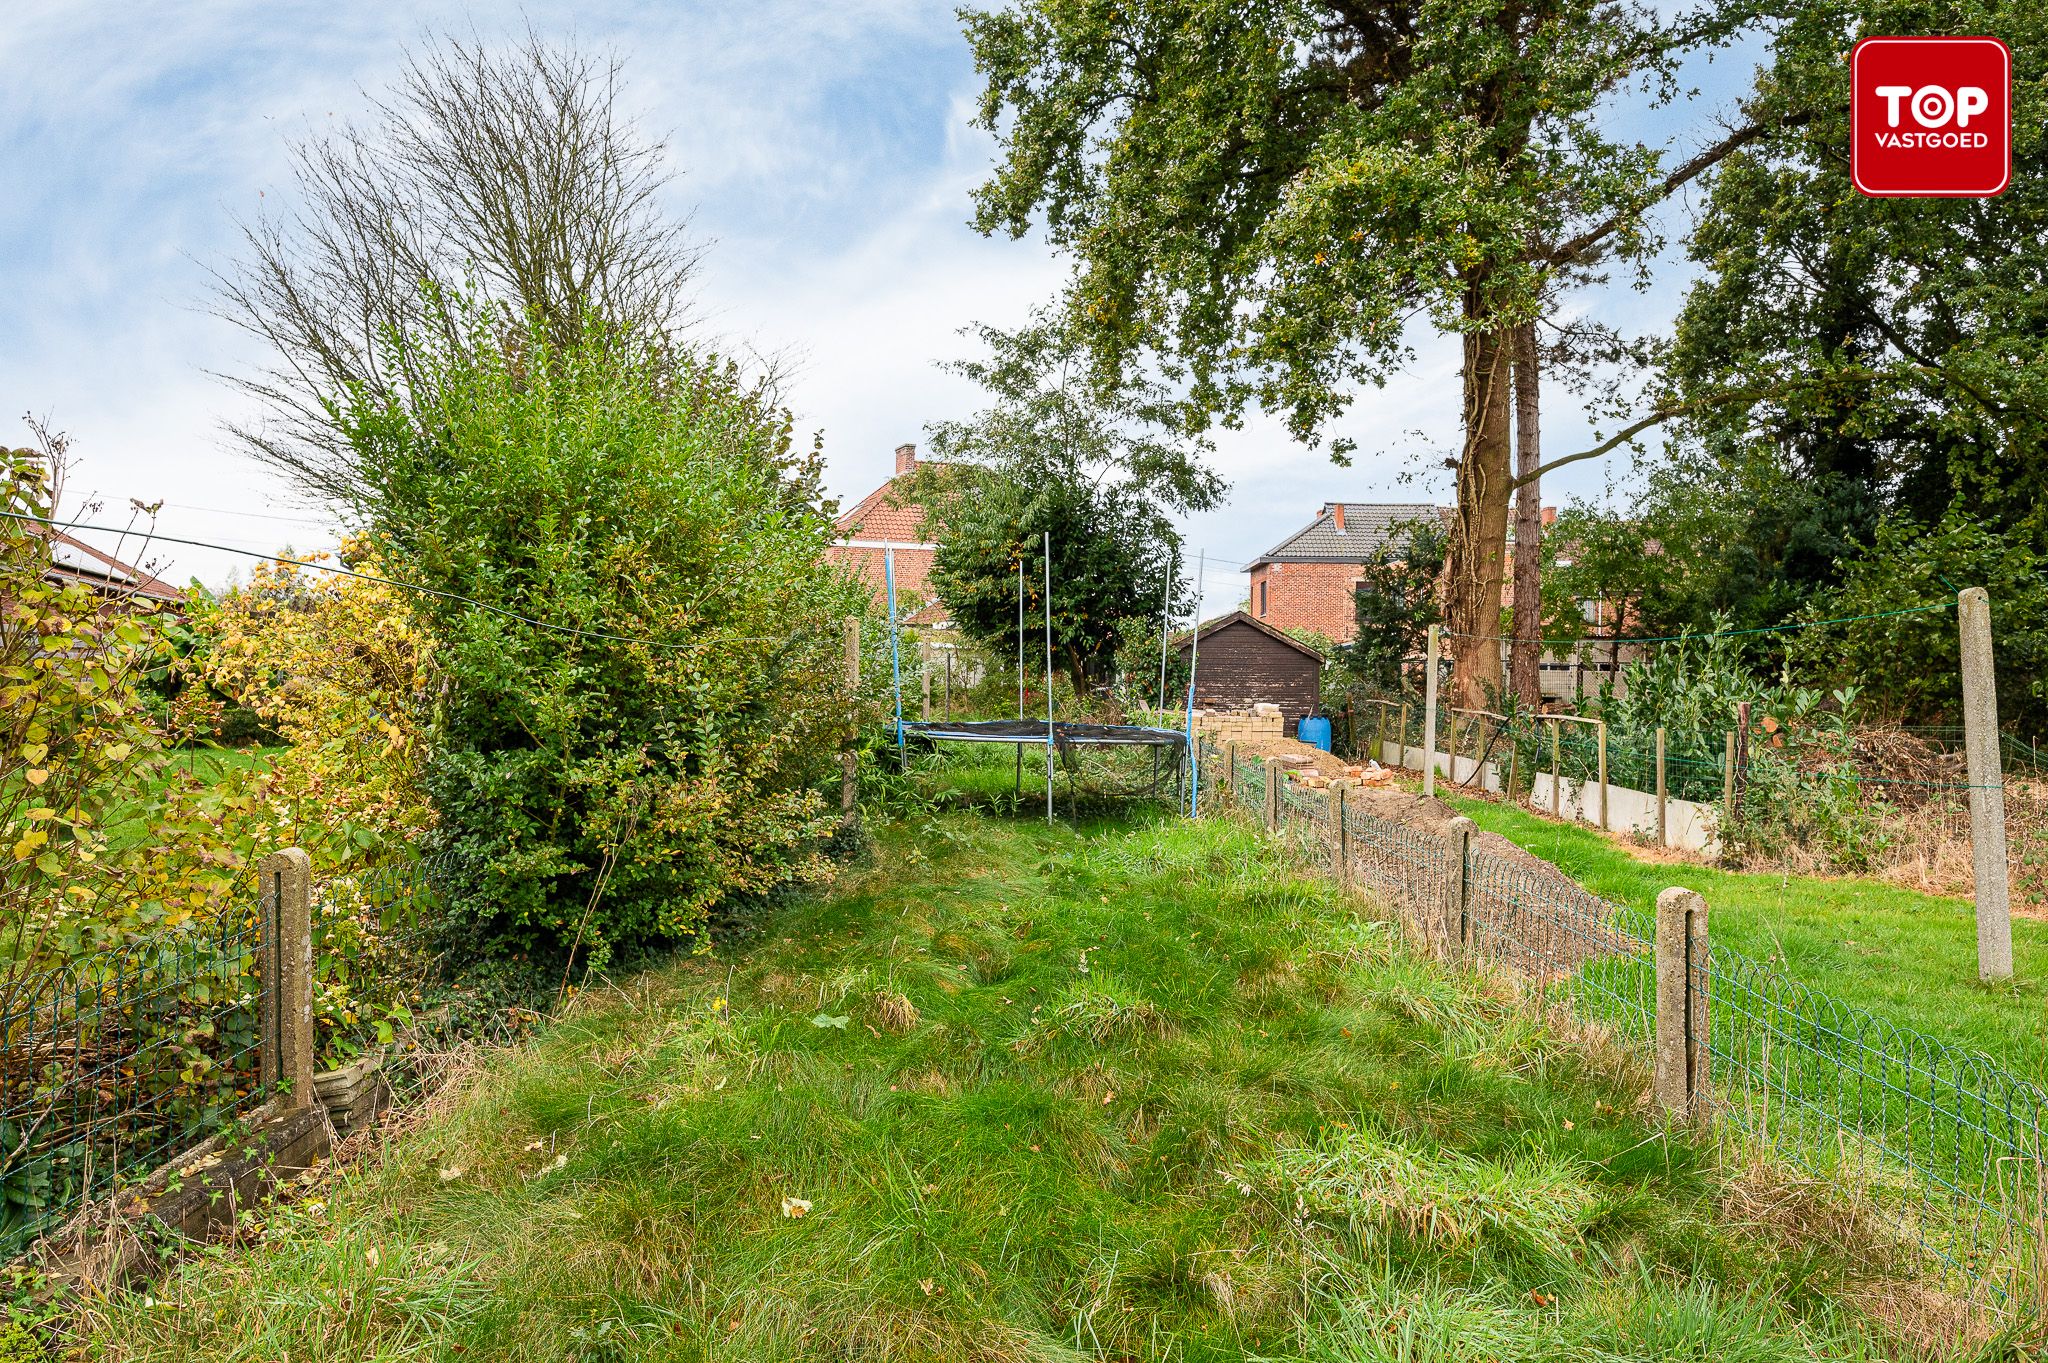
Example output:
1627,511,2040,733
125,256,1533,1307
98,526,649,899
69,753,1982,1361
1441,789,2048,1085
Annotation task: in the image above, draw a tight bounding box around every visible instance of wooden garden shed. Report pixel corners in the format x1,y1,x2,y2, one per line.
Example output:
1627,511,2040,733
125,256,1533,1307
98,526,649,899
1174,611,1324,733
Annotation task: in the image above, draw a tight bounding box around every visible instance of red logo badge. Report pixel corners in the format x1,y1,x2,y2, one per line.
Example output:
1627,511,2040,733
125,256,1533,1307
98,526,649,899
1851,37,2011,197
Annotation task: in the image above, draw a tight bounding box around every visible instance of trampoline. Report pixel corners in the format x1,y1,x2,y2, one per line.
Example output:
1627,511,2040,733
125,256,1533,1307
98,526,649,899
897,718,1190,810
879,532,1204,820
901,719,1187,750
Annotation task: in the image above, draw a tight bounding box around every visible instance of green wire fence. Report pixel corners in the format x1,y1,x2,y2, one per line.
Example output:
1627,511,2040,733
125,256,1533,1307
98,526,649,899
1207,741,2046,1308
0,851,448,1260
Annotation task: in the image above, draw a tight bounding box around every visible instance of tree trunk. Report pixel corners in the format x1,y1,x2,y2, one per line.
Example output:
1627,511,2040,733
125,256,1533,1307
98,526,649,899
1444,296,1514,710
1509,321,1543,710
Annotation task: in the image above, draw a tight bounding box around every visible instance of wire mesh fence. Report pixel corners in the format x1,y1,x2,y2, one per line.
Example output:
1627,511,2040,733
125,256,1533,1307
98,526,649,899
1203,740,2047,1308
1,848,453,1260
0,870,266,1259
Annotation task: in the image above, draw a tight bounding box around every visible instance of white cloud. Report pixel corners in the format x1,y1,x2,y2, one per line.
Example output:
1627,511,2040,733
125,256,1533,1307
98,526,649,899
1,0,1750,599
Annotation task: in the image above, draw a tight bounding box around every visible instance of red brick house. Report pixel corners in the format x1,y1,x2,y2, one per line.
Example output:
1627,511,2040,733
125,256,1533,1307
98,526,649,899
1245,503,1445,643
38,526,183,610
826,443,951,627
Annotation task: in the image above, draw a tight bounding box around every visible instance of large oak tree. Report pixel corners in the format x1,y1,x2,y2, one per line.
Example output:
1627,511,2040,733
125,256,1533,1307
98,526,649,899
963,0,1766,705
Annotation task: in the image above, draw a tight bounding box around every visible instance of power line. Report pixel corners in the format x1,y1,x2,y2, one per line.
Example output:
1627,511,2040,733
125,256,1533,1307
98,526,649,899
1444,600,1952,649
158,501,338,525
3,510,795,654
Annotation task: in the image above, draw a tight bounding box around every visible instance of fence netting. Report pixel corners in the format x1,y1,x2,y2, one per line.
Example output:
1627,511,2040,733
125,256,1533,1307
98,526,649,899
1,871,264,1258
1,851,448,1259
1202,740,2045,1308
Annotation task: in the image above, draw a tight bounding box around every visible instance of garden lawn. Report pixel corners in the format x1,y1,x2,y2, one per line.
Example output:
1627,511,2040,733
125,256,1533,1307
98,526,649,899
76,760,1950,1362
100,745,283,851
1443,791,2048,1087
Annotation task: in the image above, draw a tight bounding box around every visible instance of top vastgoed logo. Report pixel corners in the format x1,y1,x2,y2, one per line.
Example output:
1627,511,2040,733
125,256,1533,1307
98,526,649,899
1850,36,2011,197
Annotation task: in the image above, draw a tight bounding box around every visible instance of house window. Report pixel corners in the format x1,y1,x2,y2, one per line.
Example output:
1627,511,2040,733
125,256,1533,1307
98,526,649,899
1258,580,1267,616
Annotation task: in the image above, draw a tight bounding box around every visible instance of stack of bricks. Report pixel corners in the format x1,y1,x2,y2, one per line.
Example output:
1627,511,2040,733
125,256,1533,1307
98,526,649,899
1286,760,1395,791
1190,703,1285,740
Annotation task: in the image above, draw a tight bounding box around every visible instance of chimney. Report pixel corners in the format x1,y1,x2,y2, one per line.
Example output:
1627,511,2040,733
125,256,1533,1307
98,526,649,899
1541,505,1557,528
1331,503,1346,533
895,443,918,475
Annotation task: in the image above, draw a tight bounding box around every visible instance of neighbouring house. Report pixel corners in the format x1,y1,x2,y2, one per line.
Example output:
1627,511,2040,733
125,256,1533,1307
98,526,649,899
1175,611,1324,736
1251,499,1643,702
37,525,183,611
1246,502,1446,643
826,442,951,627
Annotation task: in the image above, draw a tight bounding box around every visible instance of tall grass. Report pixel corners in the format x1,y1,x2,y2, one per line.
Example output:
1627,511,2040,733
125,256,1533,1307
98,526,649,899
69,756,1973,1361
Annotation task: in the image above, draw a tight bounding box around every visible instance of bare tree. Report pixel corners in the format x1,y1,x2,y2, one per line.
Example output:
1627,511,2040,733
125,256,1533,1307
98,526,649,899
212,31,703,507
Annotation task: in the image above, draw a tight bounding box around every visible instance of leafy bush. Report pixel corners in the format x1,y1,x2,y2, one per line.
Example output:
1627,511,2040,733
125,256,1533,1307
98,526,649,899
341,312,871,963
1,442,420,1245
198,539,436,844
1793,511,2048,737
1594,624,1887,869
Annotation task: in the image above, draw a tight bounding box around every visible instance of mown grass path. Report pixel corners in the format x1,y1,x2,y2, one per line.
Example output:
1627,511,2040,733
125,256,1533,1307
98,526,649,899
81,788,1944,1361
1442,791,2048,1085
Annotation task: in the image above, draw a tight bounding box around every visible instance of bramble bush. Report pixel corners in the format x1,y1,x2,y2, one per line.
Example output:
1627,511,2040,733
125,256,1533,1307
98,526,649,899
2,446,432,1023
341,309,873,964
195,539,442,1055
0,442,423,1243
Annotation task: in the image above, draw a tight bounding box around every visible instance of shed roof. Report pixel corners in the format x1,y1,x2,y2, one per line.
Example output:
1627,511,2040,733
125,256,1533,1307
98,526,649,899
1172,610,1325,662
1249,502,1445,566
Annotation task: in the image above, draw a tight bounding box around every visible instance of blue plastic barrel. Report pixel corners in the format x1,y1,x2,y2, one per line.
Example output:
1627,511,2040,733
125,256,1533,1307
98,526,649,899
1297,715,1333,752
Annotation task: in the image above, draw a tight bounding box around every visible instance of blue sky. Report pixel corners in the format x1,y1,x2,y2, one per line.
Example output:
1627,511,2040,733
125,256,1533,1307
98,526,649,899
1,1,1765,616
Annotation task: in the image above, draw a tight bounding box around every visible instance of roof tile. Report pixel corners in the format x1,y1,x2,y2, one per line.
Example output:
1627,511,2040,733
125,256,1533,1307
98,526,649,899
1249,502,1445,565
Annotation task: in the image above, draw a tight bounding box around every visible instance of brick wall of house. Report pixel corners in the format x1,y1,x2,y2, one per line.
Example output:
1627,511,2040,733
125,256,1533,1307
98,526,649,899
1248,560,1364,642
825,542,943,622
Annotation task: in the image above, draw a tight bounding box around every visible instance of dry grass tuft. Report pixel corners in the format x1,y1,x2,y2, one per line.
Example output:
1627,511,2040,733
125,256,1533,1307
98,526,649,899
873,990,920,1033
1841,1277,1995,1362
1719,1156,1898,1267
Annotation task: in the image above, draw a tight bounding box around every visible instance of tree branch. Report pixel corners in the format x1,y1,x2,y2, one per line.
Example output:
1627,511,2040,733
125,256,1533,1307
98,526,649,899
1546,115,1807,268
1510,383,1782,490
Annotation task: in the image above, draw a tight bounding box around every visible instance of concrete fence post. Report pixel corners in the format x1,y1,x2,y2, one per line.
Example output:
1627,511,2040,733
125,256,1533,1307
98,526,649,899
1654,886,1709,1118
1330,782,1351,890
258,847,315,1111
1398,703,1410,768
920,653,932,722
1550,718,1562,817
1423,624,1440,798
1959,587,2013,982
1264,757,1281,832
1223,740,1240,804
1442,816,1475,957
1373,707,1386,765
1597,720,1609,831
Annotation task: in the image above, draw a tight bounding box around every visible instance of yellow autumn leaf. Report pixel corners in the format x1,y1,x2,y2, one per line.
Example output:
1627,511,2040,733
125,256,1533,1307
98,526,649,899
25,768,48,786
